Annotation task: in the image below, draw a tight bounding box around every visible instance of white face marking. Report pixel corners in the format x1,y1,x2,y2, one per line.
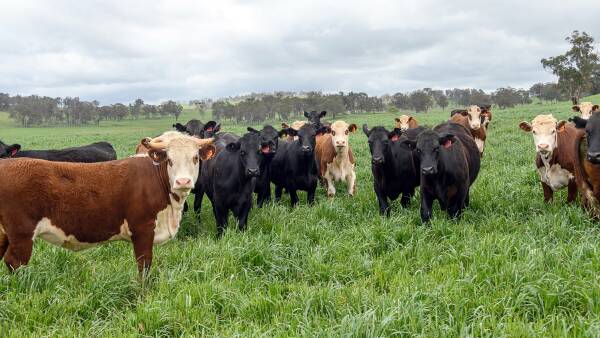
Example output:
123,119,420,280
528,115,558,155
164,137,202,192
396,115,411,131
330,121,352,152
577,103,594,119
467,105,481,130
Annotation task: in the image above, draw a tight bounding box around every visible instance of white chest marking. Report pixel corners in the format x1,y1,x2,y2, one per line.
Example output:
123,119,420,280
538,163,573,191
475,138,485,154
153,194,186,244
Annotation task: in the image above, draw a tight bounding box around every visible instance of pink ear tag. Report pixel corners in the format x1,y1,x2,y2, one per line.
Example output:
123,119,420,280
261,145,270,154
390,135,400,141
10,149,18,156
443,140,452,149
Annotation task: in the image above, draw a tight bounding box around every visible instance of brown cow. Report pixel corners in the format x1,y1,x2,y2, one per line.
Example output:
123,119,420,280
519,115,579,203
480,105,492,129
449,106,487,156
572,102,599,120
281,121,307,141
315,121,357,197
571,114,600,217
0,134,215,274
394,115,418,131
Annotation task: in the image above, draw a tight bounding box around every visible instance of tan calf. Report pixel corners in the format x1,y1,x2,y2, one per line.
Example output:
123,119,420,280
281,121,307,141
315,121,357,197
394,115,418,131
572,102,599,120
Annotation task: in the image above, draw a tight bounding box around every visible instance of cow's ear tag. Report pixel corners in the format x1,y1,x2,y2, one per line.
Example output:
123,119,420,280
10,149,18,156
261,145,270,154
443,140,452,149
390,134,400,142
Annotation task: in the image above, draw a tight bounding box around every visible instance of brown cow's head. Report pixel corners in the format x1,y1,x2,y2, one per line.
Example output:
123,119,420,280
519,114,566,157
465,105,482,130
394,115,416,131
572,102,599,120
146,133,215,193
329,120,357,154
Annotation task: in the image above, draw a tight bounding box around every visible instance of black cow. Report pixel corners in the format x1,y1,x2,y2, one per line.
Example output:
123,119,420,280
173,119,221,138
199,132,262,236
304,110,327,128
0,141,116,163
270,124,328,207
408,122,480,223
247,125,284,207
363,125,425,216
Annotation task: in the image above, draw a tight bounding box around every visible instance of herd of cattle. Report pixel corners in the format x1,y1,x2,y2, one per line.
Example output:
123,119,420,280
0,102,599,275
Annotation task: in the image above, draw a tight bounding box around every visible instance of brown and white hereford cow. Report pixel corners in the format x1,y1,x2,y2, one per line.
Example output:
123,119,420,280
480,105,492,129
0,134,215,274
394,115,418,131
450,105,486,156
315,121,357,197
572,102,599,120
519,114,579,203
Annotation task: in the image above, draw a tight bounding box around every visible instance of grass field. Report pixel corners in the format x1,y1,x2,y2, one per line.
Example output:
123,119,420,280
1,96,600,336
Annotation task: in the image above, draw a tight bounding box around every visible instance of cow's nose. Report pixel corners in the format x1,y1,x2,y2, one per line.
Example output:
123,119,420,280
421,166,435,175
538,144,549,151
301,146,312,152
336,140,346,146
372,156,384,164
246,168,260,176
587,152,600,162
175,178,192,186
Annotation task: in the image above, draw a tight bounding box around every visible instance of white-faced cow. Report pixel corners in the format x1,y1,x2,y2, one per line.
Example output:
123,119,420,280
315,121,358,197
0,134,215,274
450,105,487,156
519,114,579,203
394,115,418,131
572,102,599,120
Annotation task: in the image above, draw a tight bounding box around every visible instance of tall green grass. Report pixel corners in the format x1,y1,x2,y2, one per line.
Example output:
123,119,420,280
1,96,600,336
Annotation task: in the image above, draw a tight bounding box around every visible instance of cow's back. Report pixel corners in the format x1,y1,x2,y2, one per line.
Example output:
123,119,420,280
436,122,480,184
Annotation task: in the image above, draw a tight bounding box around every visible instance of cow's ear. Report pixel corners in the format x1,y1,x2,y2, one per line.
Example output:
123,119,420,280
394,117,401,122
460,110,468,116
348,124,357,133
362,124,371,136
303,111,310,118
247,127,260,134
388,128,402,141
593,105,600,112
569,116,588,129
281,123,290,129
199,144,216,161
319,111,327,118
518,121,532,132
572,105,581,112
402,139,416,150
7,144,20,157
226,141,241,152
203,121,217,131
557,120,568,132
438,133,456,148
148,149,167,163
281,128,297,138
316,126,331,136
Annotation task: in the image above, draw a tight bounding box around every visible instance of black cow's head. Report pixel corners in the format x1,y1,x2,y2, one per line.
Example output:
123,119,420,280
283,123,325,157
226,132,262,177
414,129,457,176
0,141,20,158
572,113,600,164
248,125,280,158
362,124,403,166
201,121,221,138
173,123,188,133
304,110,327,127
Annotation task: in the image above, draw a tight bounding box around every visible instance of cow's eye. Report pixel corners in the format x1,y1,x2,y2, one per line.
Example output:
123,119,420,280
332,131,336,136
551,130,556,134
240,151,246,156
193,155,199,164
532,130,537,135
345,130,349,135
168,159,173,167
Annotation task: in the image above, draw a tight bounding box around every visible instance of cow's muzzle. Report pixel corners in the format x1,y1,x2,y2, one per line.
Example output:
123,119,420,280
421,166,437,175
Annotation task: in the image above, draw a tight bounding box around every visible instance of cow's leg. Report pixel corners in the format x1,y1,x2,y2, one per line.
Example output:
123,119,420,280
0,230,8,259
307,185,317,205
567,180,577,203
325,172,336,198
233,201,252,231
542,182,553,202
447,191,466,219
214,205,229,237
193,189,204,215
3,235,33,271
275,185,283,201
400,193,411,208
420,188,434,224
374,184,390,216
132,225,155,277
289,189,299,207
257,179,271,208
346,171,356,197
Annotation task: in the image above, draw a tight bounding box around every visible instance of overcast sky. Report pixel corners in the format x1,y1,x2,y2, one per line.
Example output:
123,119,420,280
1,0,599,104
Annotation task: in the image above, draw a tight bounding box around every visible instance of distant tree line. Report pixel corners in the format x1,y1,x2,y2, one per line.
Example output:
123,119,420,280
0,94,183,127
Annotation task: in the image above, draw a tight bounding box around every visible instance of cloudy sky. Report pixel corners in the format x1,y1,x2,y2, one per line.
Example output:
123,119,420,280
1,0,599,104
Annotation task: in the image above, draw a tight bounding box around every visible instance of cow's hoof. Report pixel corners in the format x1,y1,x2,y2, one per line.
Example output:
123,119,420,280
327,193,334,198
